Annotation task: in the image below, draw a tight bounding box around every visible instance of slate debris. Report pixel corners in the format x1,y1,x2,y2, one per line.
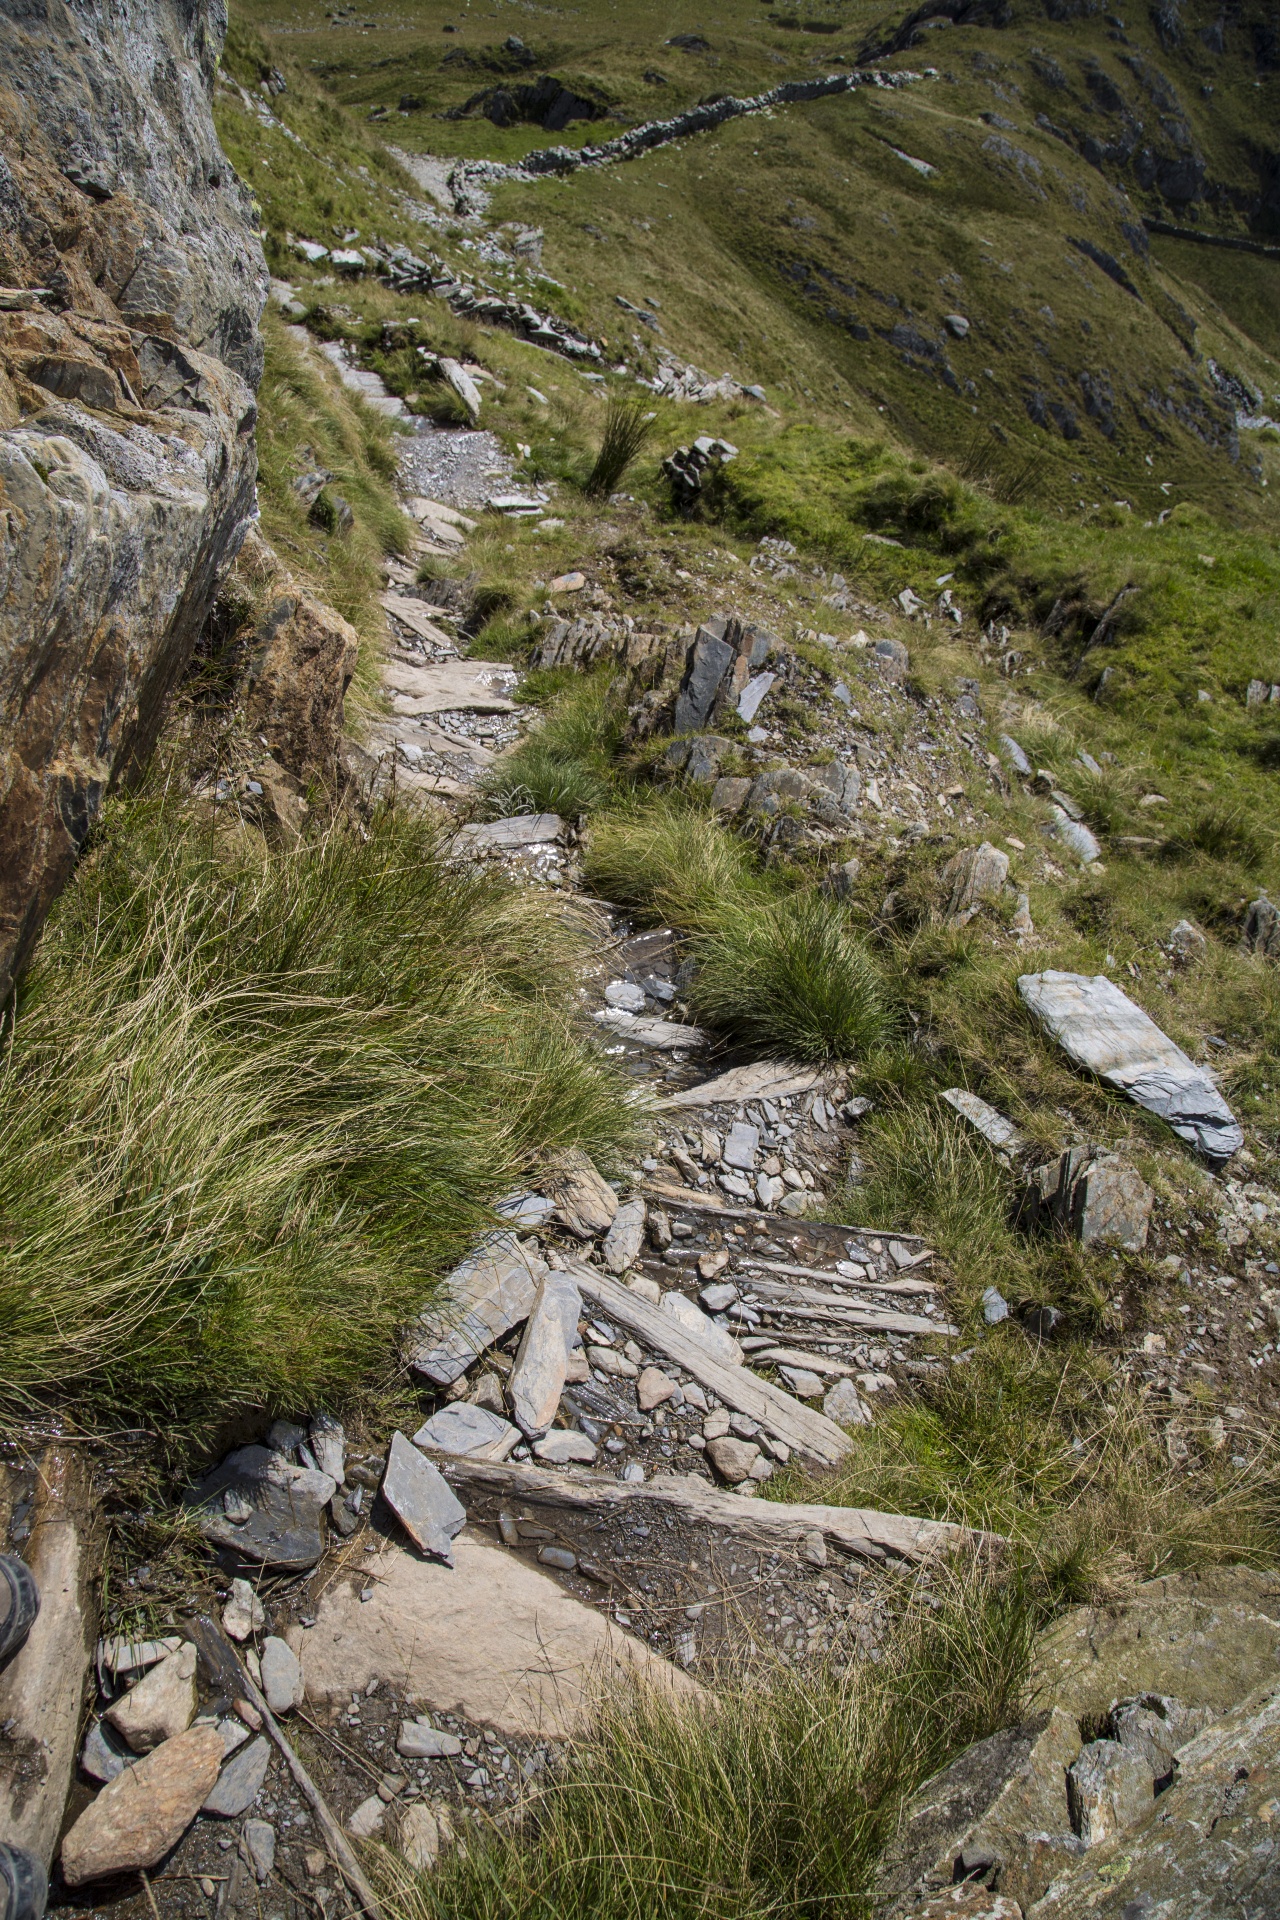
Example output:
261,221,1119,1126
383,1432,468,1563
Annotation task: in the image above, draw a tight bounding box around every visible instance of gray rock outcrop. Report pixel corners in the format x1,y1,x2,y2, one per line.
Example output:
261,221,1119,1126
1019,1147,1154,1250
0,0,267,999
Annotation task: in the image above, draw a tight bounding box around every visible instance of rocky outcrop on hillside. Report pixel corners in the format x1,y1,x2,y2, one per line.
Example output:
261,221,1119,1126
0,0,267,999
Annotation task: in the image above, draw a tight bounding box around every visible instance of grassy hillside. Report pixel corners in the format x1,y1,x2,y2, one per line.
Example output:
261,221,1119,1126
231,0,1280,518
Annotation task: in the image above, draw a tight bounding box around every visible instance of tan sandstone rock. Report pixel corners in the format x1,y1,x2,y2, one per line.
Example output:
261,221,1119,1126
60,1722,223,1885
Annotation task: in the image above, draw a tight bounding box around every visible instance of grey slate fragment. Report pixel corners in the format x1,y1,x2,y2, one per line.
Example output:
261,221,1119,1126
674,619,734,733
413,1403,519,1459
999,733,1032,775
81,1720,133,1785
1052,808,1102,864
408,1233,545,1385
601,1198,646,1274
382,1432,467,1563
186,1444,330,1571
940,1088,1025,1153
1018,970,1243,1164
509,1269,581,1437
202,1736,271,1817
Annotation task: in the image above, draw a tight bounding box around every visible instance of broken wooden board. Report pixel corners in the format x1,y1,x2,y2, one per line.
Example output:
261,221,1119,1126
440,1455,991,1564
565,1262,851,1467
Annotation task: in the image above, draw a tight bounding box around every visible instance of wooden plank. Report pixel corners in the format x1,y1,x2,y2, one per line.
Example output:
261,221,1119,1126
438,1455,992,1564
564,1262,852,1467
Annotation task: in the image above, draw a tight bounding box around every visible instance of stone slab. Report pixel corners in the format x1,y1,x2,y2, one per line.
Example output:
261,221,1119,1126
408,1234,546,1386
382,1433,468,1564
297,1531,700,1739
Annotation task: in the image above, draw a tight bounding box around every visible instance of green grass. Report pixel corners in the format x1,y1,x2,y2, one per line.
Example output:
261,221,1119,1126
482,672,629,819
378,1564,1040,1920
0,794,635,1435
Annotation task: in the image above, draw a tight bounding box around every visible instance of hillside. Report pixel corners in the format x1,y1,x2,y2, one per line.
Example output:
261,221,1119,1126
1,0,1279,1915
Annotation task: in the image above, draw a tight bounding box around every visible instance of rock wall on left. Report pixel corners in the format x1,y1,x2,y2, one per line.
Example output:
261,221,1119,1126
0,0,267,998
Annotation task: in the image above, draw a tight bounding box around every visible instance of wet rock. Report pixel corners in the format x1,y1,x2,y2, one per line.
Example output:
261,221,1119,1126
509,1269,581,1436
260,1636,304,1715
1018,970,1242,1164
600,1201,647,1280
409,1233,546,1386
1020,1147,1153,1251
60,1723,224,1886
105,1644,197,1754
188,1444,335,1571
381,1433,468,1565
705,1437,761,1484
242,1818,275,1882
1066,1738,1150,1844
545,1149,619,1238
222,1579,266,1643
1031,1566,1280,1721
942,843,1009,922
397,1717,463,1760
414,1403,520,1460
874,1707,1082,1915
202,1735,271,1817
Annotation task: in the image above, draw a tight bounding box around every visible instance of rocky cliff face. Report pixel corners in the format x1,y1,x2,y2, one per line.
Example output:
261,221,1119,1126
0,0,267,998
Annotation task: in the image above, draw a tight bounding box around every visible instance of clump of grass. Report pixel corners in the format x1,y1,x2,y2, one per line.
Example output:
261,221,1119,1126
377,1565,1039,1920
584,798,762,932
688,893,891,1061
0,795,635,1433
1169,806,1268,870
586,801,892,1058
583,396,653,498
483,673,627,819
803,1339,1279,1596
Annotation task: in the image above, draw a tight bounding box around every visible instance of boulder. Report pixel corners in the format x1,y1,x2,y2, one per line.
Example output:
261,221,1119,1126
1020,1148,1153,1251
874,1708,1082,1916
105,1644,197,1753
408,1233,546,1386
674,619,737,733
1026,1682,1280,1916
0,0,265,1003
705,1437,761,1484
298,1531,700,1739
711,775,753,814
545,1149,619,1238
60,1722,224,1886
1017,971,1242,1164
509,1269,582,1437
381,1432,468,1565
237,535,361,788
1108,1692,1212,1785
1030,1566,1280,1722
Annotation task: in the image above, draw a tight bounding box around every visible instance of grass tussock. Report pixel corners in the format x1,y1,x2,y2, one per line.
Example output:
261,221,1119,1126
584,396,653,498
0,796,635,1430
801,1339,1279,1598
377,1565,1038,1920
483,673,628,819
585,800,892,1059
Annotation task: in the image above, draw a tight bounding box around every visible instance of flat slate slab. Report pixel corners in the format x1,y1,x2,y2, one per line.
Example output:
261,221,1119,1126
413,1403,520,1460
408,1233,546,1386
186,1445,334,1571
1018,969,1243,1164
297,1531,700,1739
382,1432,467,1564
